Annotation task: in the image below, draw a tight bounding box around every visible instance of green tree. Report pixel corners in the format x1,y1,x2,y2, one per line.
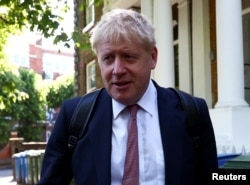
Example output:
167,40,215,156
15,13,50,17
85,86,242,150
0,60,28,145
13,68,47,141
0,0,70,47
0,61,74,143
46,74,75,109
0,60,28,117
0,0,104,52
0,0,82,143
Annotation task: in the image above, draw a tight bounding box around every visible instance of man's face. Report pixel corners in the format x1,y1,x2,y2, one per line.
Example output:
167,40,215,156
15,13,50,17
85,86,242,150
96,40,157,105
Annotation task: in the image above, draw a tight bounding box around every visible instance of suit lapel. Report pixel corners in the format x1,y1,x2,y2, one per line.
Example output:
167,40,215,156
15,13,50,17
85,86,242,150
88,90,113,185
156,85,186,185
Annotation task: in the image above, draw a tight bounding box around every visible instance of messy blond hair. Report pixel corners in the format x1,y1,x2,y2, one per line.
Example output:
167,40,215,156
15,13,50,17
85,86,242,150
90,8,156,53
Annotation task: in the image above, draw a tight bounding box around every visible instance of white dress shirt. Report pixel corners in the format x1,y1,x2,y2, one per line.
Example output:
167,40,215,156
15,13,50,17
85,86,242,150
111,80,165,185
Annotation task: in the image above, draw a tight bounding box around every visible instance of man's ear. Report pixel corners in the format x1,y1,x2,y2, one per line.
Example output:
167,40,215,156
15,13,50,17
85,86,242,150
151,46,158,69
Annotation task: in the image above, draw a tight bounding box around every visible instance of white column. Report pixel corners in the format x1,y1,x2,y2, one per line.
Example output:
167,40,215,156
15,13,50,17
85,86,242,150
215,0,248,108
178,0,192,93
141,0,153,22
210,0,250,154
141,0,155,79
153,0,175,87
192,0,212,107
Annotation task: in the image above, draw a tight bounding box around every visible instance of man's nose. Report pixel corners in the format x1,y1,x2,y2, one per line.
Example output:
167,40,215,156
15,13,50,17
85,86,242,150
113,57,126,75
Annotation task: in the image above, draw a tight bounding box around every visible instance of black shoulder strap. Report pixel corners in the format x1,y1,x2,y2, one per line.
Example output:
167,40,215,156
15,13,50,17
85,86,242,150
169,88,202,149
67,88,103,149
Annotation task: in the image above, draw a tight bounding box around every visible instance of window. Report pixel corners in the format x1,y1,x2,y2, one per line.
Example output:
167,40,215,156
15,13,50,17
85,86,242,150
43,54,74,79
243,9,250,104
86,60,96,92
83,0,95,32
12,54,29,67
243,11,250,66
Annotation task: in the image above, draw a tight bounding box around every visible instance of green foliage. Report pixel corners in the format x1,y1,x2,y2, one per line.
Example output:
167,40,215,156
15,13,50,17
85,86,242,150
0,0,104,51
0,0,71,48
46,74,75,109
0,7,19,57
0,28,15,58
71,0,103,50
0,118,11,145
0,61,74,143
14,68,46,141
0,0,66,37
0,0,94,142
0,61,25,144
17,122,43,142
14,68,46,120
71,29,92,50
0,60,28,118
78,0,103,10
0,61,46,142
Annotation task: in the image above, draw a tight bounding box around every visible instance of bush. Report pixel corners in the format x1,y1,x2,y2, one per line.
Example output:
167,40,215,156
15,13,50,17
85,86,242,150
0,118,11,146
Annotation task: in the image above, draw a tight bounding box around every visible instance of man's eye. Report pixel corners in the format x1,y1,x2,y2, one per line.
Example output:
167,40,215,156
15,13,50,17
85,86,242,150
103,56,109,60
103,56,114,63
124,54,132,59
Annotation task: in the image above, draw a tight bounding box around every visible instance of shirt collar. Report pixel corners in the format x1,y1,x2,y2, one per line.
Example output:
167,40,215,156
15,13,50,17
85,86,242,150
112,80,157,119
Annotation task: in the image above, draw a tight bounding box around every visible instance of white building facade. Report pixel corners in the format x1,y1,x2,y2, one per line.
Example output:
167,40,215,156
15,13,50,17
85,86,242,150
101,0,250,154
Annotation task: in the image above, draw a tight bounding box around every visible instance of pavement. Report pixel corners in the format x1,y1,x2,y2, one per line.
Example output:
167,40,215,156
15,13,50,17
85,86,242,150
0,168,17,185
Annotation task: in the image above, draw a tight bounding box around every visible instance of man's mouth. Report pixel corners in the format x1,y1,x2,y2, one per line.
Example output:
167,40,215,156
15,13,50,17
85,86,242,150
112,81,131,90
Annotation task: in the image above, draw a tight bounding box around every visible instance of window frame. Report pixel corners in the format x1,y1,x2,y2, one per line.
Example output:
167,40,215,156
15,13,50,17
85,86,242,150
86,60,97,92
82,0,95,33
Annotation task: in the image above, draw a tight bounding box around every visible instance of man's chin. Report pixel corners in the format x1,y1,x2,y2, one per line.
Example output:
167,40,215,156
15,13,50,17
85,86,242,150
112,94,131,105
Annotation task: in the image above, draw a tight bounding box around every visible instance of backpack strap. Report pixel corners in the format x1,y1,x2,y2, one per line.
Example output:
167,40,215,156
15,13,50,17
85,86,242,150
67,87,202,149
169,88,202,149
67,88,103,149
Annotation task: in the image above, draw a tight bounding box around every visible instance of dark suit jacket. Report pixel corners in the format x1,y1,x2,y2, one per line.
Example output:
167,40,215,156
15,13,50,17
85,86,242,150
38,82,218,185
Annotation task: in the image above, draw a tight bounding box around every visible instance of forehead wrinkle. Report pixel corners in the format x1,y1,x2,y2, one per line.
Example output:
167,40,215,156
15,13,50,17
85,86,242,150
97,43,134,56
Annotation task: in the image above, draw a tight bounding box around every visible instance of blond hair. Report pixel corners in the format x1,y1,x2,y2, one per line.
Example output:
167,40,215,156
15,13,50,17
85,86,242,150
90,9,156,53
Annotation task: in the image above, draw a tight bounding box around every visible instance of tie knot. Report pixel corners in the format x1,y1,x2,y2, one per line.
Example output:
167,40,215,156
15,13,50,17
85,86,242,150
128,104,138,118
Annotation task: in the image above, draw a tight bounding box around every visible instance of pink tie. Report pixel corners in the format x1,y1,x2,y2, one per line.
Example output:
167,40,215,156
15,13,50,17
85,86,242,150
122,104,139,185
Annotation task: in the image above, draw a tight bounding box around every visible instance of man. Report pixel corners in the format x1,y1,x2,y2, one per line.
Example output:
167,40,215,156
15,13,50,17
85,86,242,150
38,9,218,185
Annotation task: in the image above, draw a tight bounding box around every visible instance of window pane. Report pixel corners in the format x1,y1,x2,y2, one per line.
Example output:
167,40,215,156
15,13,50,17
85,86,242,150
85,0,94,25
87,60,96,92
243,12,250,104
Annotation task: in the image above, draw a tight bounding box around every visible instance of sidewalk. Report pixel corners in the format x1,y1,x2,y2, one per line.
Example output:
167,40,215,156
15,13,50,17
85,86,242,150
0,168,17,185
